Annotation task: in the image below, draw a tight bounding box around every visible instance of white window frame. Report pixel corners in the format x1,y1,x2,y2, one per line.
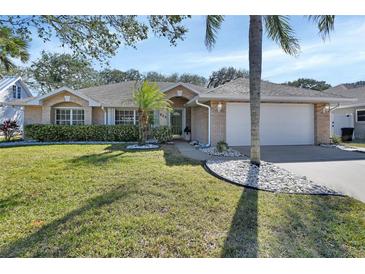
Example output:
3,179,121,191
356,109,365,123
115,109,135,125
54,107,85,125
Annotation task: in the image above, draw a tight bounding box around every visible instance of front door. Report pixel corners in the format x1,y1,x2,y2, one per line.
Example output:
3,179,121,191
170,109,183,136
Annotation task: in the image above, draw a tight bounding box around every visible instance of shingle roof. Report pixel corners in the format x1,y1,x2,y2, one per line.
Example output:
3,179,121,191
323,85,365,107
203,77,351,99
77,81,208,107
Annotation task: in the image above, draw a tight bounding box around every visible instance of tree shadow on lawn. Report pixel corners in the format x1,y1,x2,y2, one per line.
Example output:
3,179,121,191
0,185,137,257
221,165,258,257
67,144,128,166
220,162,362,257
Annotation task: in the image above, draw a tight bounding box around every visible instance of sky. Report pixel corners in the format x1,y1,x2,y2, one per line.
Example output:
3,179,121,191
26,15,365,85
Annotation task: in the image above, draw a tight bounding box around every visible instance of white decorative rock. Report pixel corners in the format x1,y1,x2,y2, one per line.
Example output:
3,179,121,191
205,159,342,195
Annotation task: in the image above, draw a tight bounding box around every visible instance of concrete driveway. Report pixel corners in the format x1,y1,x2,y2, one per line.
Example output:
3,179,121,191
234,145,365,202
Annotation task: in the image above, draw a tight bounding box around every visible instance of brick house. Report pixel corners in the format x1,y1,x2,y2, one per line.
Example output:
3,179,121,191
9,78,354,145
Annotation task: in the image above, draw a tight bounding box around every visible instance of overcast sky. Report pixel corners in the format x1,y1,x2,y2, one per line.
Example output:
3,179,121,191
27,15,365,85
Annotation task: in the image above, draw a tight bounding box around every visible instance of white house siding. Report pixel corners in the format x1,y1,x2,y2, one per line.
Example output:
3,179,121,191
331,107,365,140
0,81,29,128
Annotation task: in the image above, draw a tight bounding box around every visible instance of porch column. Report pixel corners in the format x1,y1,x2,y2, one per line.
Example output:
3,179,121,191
107,108,115,125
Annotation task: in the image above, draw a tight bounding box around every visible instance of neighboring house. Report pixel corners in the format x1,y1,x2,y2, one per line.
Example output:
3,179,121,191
324,85,365,140
9,78,354,145
0,76,32,128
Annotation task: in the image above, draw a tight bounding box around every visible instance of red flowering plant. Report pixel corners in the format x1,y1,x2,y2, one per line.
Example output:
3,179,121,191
0,119,19,141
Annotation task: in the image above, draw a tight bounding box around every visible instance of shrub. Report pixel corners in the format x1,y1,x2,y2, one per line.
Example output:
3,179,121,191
0,119,20,141
216,140,229,152
152,126,173,143
331,135,341,145
24,124,138,142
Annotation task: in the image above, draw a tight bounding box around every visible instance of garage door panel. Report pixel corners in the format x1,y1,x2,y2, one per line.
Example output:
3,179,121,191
226,103,314,146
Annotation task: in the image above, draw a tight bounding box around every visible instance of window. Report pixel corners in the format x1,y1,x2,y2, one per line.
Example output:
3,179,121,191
12,85,16,99
55,109,84,125
356,110,365,122
17,86,21,99
115,110,134,125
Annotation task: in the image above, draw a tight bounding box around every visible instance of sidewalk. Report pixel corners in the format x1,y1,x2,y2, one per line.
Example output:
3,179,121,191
174,141,214,161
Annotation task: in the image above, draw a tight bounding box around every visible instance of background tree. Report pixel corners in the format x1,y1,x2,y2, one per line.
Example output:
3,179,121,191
343,81,365,89
207,66,249,88
0,27,29,72
205,15,335,165
0,16,190,63
178,73,207,86
30,51,100,94
99,68,143,84
284,78,331,91
145,71,168,82
133,81,172,145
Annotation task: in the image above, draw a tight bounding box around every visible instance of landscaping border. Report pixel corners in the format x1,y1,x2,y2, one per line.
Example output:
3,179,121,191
202,160,345,197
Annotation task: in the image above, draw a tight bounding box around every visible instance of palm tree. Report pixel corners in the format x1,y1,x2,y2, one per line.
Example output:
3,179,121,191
0,27,30,72
205,15,335,165
133,80,172,145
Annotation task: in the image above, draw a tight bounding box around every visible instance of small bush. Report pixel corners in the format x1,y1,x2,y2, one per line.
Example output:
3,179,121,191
216,140,229,152
0,119,20,141
152,126,173,143
331,135,341,145
24,124,138,142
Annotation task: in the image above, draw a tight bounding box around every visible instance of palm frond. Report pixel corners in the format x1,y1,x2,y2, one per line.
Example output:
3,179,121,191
264,15,300,56
204,15,224,50
0,27,30,71
307,15,335,40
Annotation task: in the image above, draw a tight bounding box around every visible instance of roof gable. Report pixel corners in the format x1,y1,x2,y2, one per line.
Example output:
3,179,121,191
26,87,101,106
0,76,32,97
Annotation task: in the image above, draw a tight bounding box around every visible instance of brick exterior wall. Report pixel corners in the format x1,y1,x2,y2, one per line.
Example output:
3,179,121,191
24,91,94,125
210,101,226,145
92,107,105,125
24,106,42,125
314,103,330,144
191,106,208,144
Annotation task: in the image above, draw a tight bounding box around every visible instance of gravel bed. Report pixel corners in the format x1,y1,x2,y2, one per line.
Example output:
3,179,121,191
126,144,159,150
199,146,243,157
205,159,342,195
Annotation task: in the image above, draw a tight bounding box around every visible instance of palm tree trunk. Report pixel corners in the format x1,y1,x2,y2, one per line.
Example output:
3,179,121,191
138,110,145,145
249,15,262,165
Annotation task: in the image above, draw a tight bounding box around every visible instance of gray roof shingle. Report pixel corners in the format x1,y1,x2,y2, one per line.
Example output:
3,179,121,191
323,85,365,106
202,77,351,99
78,81,208,107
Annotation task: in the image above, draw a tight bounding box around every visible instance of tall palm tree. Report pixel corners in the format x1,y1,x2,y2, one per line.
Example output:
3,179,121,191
205,15,335,165
133,80,172,145
0,27,30,72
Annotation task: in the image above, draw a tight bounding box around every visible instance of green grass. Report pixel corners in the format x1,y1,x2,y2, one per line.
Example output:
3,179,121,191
0,144,364,257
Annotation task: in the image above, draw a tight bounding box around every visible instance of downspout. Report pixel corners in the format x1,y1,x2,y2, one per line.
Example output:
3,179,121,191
195,99,211,147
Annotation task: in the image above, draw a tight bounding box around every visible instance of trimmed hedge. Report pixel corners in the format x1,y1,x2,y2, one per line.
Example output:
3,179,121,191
24,124,139,142
151,126,173,143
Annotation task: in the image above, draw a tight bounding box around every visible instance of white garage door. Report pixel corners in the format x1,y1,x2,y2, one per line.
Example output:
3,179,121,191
226,103,314,146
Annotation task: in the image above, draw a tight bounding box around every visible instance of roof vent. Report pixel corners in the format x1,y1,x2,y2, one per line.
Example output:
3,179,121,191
64,96,70,102
176,90,183,97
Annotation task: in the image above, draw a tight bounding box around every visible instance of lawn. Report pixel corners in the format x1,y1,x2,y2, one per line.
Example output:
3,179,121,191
0,144,364,257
